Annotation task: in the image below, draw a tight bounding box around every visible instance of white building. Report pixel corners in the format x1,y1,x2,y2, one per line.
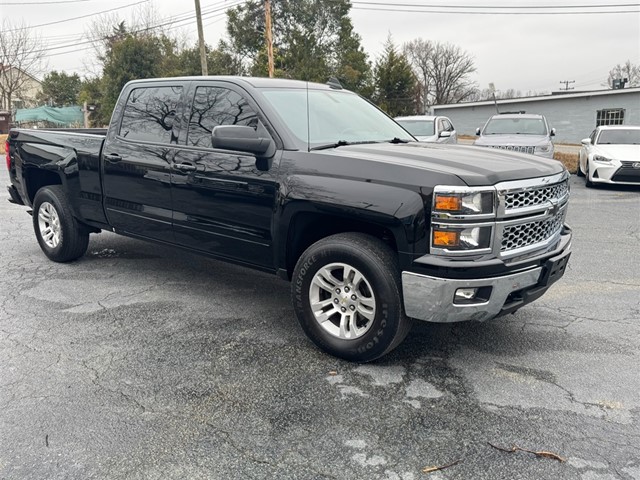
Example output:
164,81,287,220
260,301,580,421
431,87,640,144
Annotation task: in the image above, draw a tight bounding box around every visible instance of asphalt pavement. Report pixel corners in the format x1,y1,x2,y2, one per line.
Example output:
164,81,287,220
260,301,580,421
1,161,639,480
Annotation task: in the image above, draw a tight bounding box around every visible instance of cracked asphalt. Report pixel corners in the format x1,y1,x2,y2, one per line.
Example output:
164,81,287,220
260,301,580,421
1,162,639,480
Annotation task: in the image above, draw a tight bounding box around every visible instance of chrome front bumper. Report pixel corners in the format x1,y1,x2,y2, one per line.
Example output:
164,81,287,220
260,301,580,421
402,235,572,323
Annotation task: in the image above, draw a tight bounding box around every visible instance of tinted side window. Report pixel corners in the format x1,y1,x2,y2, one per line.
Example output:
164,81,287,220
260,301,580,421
119,86,183,144
188,86,258,148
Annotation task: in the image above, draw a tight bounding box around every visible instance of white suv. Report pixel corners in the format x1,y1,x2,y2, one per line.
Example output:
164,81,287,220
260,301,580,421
474,113,555,158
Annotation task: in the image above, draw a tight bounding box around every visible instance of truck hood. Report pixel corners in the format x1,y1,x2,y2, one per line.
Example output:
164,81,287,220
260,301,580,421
325,142,564,186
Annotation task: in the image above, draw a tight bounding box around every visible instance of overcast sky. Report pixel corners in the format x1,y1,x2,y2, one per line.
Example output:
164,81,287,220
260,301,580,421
2,0,639,94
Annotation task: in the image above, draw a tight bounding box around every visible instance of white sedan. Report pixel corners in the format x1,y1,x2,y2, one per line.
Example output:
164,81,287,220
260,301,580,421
578,125,640,187
395,115,458,143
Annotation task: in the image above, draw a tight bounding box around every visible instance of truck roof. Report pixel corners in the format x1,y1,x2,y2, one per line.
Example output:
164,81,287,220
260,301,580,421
125,76,338,91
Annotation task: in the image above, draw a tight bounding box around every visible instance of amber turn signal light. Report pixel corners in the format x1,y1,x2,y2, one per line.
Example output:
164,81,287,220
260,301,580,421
434,194,462,212
433,230,460,247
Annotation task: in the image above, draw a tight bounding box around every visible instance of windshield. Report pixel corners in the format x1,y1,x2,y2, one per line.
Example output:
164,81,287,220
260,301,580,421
396,119,435,137
597,129,640,145
484,117,547,135
259,88,414,149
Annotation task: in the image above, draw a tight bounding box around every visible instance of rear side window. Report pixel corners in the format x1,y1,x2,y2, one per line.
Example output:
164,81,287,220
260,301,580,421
187,86,258,148
119,86,183,144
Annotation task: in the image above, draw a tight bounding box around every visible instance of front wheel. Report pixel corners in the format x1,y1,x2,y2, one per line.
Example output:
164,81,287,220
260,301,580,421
585,160,594,188
291,233,412,362
33,185,90,262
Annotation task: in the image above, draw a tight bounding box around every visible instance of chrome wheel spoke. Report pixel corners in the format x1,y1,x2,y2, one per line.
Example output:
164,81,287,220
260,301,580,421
358,295,375,308
310,298,334,313
313,268,341,293
315,307,339,324
357,304,376,321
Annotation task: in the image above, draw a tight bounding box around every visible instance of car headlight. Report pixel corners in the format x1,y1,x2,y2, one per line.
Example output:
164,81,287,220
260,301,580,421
432,225,492,251
536,143,553,153
433,190,495,216
593,154,612,163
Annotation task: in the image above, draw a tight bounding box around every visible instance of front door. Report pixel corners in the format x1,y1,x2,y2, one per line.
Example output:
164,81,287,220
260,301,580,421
171,82,279,269
102,83,185,242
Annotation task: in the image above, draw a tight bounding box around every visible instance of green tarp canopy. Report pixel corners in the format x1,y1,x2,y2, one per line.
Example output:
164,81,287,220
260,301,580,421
14,105,83,126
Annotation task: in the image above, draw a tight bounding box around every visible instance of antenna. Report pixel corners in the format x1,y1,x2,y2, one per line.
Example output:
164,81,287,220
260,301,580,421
327,77,342,90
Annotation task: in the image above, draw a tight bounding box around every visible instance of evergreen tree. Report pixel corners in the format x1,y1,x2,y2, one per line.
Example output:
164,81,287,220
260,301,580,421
373,37,417,116
38,71,82,107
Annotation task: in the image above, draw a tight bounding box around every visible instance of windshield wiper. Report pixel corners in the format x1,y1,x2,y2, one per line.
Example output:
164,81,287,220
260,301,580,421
388,137,410,144
310,140,382,151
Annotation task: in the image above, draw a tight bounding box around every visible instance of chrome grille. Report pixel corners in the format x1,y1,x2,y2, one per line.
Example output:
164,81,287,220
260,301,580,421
501,209,566,252
489,145,535,155
503,179,569,211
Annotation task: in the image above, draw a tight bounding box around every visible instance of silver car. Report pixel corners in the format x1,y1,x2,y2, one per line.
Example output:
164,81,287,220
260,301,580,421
395,115,458,143
474,113,555,158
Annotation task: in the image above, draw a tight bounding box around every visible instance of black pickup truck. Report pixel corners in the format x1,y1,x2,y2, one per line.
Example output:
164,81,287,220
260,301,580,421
5,76,572,361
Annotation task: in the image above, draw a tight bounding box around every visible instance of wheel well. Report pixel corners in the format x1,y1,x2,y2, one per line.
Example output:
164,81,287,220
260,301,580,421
285,212,398,278
25,168,62,203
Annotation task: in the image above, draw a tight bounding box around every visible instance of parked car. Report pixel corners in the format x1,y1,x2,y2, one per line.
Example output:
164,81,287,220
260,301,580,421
6,76,572,362
578,125,640,187
394,115,457,143
474,113,555,158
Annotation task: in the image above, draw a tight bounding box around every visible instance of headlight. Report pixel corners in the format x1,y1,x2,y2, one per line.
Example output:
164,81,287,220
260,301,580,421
536,143,553,153
432,225,492,251
593,154,612,163
433,190,494,216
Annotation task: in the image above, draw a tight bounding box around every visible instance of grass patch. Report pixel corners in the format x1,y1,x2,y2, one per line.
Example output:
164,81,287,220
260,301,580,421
554,151,579,173
0,134,7,154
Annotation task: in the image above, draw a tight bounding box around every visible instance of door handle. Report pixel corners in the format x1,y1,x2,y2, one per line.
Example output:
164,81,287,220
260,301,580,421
104,153,122,163
173,162,200,172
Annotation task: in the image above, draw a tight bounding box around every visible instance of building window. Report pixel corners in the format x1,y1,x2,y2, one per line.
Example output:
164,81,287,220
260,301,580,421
596,108,625,127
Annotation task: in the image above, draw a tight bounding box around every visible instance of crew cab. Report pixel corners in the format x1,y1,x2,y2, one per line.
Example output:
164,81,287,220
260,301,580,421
5,76,572,362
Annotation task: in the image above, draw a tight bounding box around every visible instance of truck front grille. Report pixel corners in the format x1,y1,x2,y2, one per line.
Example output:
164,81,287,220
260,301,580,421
503,179,569,211
489,145,535,155
501,208,567,252
496,172,570,259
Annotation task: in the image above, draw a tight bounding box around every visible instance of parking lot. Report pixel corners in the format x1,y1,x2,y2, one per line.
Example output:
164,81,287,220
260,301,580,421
1,164,639,479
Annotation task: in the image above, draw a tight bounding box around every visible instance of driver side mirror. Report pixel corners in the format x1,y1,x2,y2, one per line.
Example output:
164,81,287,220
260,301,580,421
581,138,591,146
211,125,272,156
439,131,452,138
475,127,481,135
550,127,556,137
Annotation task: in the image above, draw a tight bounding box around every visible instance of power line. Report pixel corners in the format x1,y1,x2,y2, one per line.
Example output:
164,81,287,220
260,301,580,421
351,5,640,14
3,0,151,32
31,1,242,59
1,0,99,5
351,1,640,9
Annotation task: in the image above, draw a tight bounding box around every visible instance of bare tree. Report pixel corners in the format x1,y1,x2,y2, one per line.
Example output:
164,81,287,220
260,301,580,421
403,39,433,114
0,19,47,111
429,42,477,105
403,39,476,107
607,60,640,88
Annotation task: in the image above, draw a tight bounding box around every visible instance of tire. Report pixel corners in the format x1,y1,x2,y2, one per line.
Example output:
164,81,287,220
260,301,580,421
585,160,594,188
33,185,90,262
291,233,413,362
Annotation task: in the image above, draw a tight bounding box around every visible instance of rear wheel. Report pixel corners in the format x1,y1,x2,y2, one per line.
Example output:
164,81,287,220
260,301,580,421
33,185,90,262
291,233,412,362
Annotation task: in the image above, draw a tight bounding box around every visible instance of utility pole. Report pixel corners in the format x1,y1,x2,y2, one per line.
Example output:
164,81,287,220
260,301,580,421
264,0,274,78
194,0,208,76
559,80,575,91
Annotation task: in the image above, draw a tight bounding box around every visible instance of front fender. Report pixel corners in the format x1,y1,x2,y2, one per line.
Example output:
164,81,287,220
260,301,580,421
276,174,428,269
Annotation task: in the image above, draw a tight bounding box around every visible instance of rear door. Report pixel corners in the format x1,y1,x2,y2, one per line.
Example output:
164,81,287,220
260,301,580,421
101,82,186,242
170,81,279,269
